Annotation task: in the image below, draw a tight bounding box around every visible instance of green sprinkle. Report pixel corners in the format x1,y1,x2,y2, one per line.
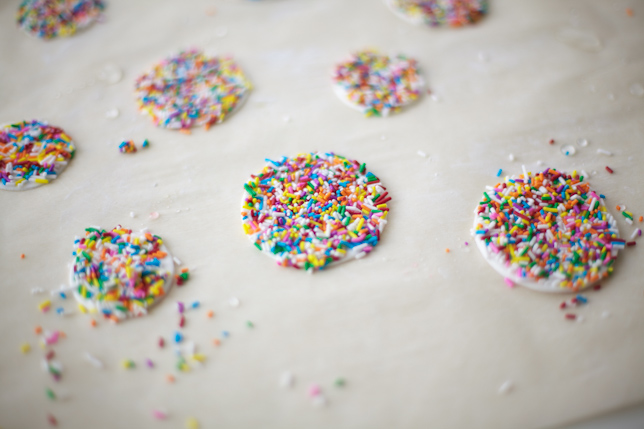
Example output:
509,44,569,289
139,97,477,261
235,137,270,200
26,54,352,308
359,163,366,174
622,211,633,220
46,388,56,400
246,321,254,328
254,242,261,251
244,183,256,197
334,378,346,387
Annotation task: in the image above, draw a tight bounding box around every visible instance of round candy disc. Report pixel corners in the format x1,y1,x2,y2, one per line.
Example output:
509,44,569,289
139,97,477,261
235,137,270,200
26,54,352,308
385,0,488,27
332,49,423,117
241,152,391,271
71,227,175,320
0,120,75,191
135,49,252,131
472,167,621,292
17,0,105,39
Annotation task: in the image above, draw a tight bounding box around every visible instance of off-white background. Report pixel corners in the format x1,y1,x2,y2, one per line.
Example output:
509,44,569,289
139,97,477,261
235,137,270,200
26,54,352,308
1,1,643,428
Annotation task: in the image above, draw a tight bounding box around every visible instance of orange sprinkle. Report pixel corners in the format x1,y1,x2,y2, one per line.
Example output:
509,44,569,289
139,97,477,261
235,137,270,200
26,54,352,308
166,374,175,383
626,8,634,16
639,216,643,222
206,310,214,319
445,248,450,253
90,319,97,328
59,331,67,338
212,338,221,346
20,253,25,259
34,325,42,334
179,129,191,135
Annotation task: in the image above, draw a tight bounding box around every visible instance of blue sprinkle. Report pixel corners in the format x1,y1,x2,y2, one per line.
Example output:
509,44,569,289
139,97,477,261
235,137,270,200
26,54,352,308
191,301,199,309
59,292,67,299
575,294,588,304
174,332,183,343
222,330,230,338
56,307,64,315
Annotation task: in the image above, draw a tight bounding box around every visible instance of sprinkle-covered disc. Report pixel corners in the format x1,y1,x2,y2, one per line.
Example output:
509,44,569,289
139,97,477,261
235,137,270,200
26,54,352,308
241,152,391,271
332,50,423,117
385,0,488,27
71,227,175,320
0,120,75,191
17,0,105,39
472,167,621,292
134,49,252,131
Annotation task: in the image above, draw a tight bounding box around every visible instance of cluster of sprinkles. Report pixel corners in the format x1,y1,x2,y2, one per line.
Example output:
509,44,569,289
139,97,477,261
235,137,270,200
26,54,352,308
473,167,621,292
17,0,105,39
71,227,175,320
387,0,488,27
118,139,149,153
0,120,75,190
332,49,423,117
134,49,252,131
241,152,390,271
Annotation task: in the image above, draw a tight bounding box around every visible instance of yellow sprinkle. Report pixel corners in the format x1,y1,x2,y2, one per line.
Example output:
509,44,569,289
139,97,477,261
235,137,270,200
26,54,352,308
20,343,30,354
38,300,51,311
34,178,49,184
185,417,200,429
78,304,87,313
192,353,206,362
376,204,387,209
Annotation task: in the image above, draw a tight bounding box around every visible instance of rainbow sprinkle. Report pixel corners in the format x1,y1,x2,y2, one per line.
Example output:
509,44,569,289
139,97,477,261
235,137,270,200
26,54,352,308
0,120,75,191
473,167,620,292
332,50,423,117
241,152,390,271
118,140,137,154
386,0,488,27
71,227,175,320
17,0,105,39
134,49,252,131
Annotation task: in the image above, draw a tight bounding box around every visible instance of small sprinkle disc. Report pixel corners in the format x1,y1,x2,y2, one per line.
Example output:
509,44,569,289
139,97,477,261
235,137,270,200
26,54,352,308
0,120,75,191
472,167,620,292
71,227,175,319
135,49,252,131
17,0,105,39
384,0,488,27
332,49,423,117
241,152,391,271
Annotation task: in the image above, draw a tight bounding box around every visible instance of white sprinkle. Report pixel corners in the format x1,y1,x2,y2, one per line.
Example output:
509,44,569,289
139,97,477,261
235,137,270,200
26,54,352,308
601,311,611,319
498,380,514,395
577,315,585,322
536,160,544,166
312,394,327,407
228,297,240,308
105,108,119,119
417,150,427,158
30,287,46,295
173,256,182,265
283,115,291,123
129,212,136,218
630,229,641,240
430,94,441,102
85,352,104,368
380,135,386,140
279,371,294,388
625,218,633,225
508,154,515,161
521,164,529,179
149,212,160,220
596,148,612,156
576,138,588,147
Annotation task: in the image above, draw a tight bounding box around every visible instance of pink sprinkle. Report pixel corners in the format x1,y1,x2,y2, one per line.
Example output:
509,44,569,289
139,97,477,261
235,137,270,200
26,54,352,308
45,331,60,345
177,302,185,313
464,242,469,246
503,277,515,288
152,410,167,420
149,211,160,220
308,384,321,397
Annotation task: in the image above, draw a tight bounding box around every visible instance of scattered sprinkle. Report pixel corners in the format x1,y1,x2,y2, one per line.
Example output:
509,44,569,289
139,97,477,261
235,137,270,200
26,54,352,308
605,166,614,174
84,352,104,368
206,310,214,318
20,343,31,354
166,374,175,383
597,149,612,156
158,337,165,348
222,330,230,338
152,410,167,420
47,413,58,426
332,50,423,117
176,268,189,286
46,387,56,400
185,417,200,429
565,313,577,320
212,338,221,346
503,277,514,288
335,378,346,387
39,299,52,312
498,380,514,395
549,139,555,145
561,145,576,156
146,359,154,368
417,150,427,158
122,359,135,369
149,212,160,220
142,139,150,148
496,168,502,177
105,108,119,119
228,297,240,308
34,325,42,334
174,332,183,343
135,49,252,131
308,384,321,397
118,140,137,154
280,371,294,388
626,8,634,17
246,320,254,328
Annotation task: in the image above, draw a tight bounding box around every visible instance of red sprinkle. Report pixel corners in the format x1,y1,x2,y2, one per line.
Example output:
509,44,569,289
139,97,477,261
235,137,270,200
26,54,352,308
549,139,555,145
158,337,165,348
565,314,577,320
47,414,58,426
179,315,185,328
627,241,636,246
559,302,567,309
46,350,55,360
605,166,614,174
593,284,602,291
